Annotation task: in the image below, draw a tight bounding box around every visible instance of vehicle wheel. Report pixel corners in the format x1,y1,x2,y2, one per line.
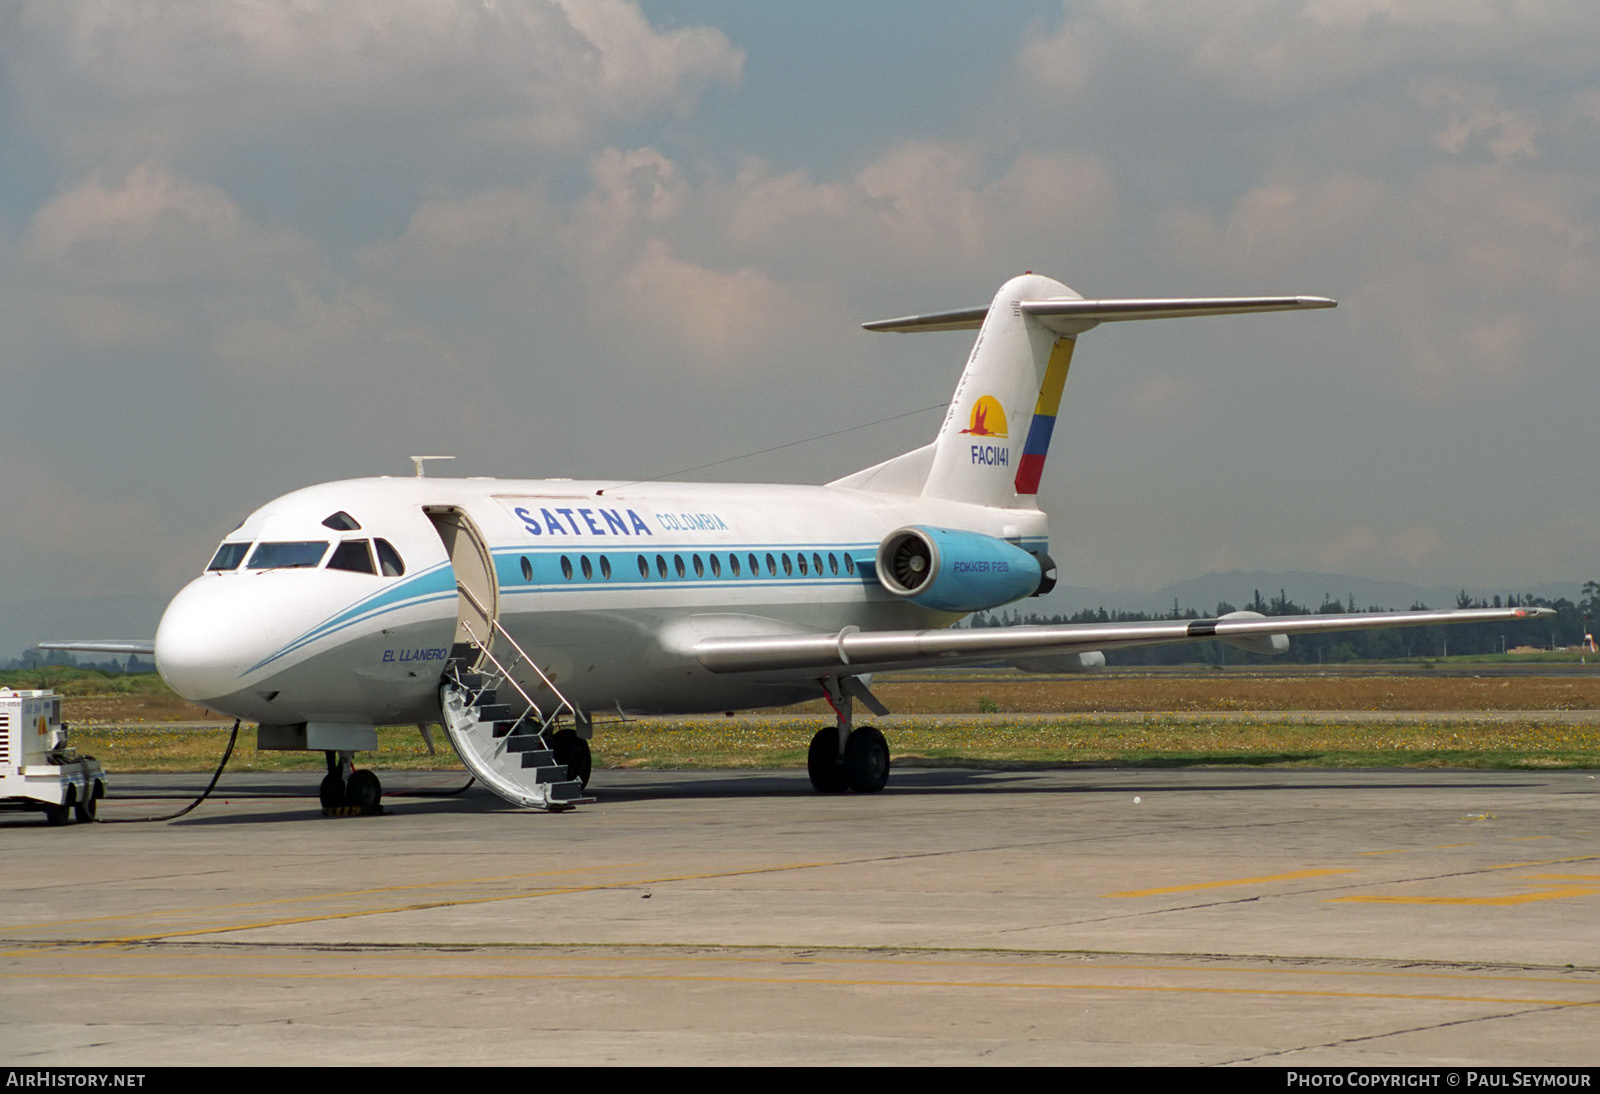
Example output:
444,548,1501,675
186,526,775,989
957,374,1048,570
844,726,890,793
319,772,345,810
43,802,70,826
345,770,382,815
550,730,592,788
807,727,849,793
74,787,97,822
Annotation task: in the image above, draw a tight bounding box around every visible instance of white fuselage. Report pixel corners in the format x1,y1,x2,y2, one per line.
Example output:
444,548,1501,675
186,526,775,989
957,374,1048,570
154,475,1048,726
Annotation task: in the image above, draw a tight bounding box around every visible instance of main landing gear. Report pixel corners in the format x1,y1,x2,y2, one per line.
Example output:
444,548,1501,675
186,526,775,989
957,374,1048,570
320,750,383,815
547,728,592,789
810,677,892,794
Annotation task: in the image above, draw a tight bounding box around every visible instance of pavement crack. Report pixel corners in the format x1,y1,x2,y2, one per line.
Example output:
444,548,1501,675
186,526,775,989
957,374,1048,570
1220,1001,1592,1065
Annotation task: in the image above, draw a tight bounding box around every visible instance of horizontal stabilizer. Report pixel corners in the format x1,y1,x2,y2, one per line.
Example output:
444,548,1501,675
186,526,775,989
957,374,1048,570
864,295,1335,334
37,640,157,656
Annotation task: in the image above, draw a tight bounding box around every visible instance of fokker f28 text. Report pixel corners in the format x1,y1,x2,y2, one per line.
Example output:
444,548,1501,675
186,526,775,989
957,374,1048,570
49,274,1550,813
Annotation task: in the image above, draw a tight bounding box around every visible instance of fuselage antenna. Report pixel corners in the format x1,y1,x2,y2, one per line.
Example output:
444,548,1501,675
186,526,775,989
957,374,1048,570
410,455,456,478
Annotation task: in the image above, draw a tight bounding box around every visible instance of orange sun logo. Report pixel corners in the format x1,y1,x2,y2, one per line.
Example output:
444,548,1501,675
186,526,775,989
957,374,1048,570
960,395,1007,438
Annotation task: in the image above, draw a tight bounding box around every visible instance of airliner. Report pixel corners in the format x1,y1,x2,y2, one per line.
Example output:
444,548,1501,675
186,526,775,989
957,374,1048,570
46,273,1548,812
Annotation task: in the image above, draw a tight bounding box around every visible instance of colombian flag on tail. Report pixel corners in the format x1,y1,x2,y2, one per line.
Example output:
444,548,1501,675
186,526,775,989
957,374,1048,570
1013,337,1074,495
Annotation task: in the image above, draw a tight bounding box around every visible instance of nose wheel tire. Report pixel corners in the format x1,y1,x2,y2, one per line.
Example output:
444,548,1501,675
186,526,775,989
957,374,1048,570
319,772,345,810
844,726,890,793
344,770,383,815
806,728,850,793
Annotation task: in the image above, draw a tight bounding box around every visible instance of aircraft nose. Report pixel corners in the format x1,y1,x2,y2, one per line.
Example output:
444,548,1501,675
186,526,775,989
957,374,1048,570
155,578,272,704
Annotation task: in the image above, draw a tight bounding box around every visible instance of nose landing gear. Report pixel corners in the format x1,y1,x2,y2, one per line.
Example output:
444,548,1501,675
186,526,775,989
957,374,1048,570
320,751,383,815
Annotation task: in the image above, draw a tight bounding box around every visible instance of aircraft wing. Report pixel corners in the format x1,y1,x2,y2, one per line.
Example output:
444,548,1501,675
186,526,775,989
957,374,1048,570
692,606,1553,677
36,640,157,656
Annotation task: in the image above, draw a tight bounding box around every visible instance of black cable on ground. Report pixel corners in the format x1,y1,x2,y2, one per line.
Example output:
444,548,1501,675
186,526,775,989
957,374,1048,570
388,777,476,798
96,718,240,823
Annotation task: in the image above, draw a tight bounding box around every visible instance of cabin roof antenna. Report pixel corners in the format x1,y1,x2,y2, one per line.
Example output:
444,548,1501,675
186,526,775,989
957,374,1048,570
410,455,456,478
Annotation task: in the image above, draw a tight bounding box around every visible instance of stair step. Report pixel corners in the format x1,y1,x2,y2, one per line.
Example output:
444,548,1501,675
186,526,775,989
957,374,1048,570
504,735,551,754
546,780,593,804
476,703,517,722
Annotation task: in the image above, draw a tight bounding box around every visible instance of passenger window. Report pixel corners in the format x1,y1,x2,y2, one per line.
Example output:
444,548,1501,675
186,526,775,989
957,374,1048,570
729,554,741,577
748,553,760,576
521,556,533,582
796,553,808,576
375,539,406,577
600,556,612,580
765,553,777,576
638,554,650,579
656,554,668,579
813,552,824,575
674,554,687,579
206,542,250,571
560,556,573,580
693,554,704,578
580,556,593,580
844,554,855,576
247,541,329,569
829,553,839,575
710,554,721,577
326,540,376,574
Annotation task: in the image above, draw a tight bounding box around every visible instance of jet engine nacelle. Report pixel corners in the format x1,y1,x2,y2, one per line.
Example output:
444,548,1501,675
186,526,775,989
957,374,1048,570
1010,650,1106,674
875,525,1044,613
1218,610,1290,655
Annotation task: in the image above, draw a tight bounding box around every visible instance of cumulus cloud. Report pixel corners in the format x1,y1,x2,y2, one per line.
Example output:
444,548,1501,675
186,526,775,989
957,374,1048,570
22,164,319,292
5,0,743,167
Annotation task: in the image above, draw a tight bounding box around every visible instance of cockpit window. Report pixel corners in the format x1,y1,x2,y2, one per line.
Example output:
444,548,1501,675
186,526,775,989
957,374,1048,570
326,539,376,574
374,539,405,577
246,541,329,570
206,542,251,571
322,511,361,531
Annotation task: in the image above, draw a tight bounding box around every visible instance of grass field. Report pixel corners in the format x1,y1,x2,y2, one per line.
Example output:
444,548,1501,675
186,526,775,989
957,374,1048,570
23,667,1599,774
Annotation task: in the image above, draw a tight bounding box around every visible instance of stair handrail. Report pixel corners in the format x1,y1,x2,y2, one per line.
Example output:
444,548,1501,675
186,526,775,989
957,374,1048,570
457,618,546,730
452,584,578,725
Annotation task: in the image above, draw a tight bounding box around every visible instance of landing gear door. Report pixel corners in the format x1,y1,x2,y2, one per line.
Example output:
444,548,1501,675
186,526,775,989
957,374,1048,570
424,506,500,670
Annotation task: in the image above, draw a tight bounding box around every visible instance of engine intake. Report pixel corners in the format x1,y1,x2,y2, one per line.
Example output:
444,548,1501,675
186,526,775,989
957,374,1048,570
874,526,1044,613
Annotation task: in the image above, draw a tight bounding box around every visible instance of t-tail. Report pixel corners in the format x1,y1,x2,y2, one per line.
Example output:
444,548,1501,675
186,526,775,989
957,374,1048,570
833,274,1335,507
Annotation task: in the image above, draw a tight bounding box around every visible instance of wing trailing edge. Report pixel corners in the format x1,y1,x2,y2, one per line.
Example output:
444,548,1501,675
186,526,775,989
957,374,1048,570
692,606,1551,677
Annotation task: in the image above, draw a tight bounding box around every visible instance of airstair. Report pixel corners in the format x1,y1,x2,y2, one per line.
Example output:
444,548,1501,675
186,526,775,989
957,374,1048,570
438,616,593,811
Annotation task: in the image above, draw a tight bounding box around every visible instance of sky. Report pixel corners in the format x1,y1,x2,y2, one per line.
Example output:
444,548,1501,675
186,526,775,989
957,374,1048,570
2,0,1598,645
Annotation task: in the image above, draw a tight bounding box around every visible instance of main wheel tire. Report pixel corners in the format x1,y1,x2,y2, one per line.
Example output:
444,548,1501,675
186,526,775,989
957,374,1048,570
807,728,850,793
844,726,890,793
345,770,382,814
319,772,345,810
43,802,70,826
549,730,592,788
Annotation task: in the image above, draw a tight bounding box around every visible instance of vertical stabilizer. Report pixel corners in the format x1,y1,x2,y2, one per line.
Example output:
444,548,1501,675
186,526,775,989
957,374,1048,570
922,274,1077,507
846,275,1334,504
